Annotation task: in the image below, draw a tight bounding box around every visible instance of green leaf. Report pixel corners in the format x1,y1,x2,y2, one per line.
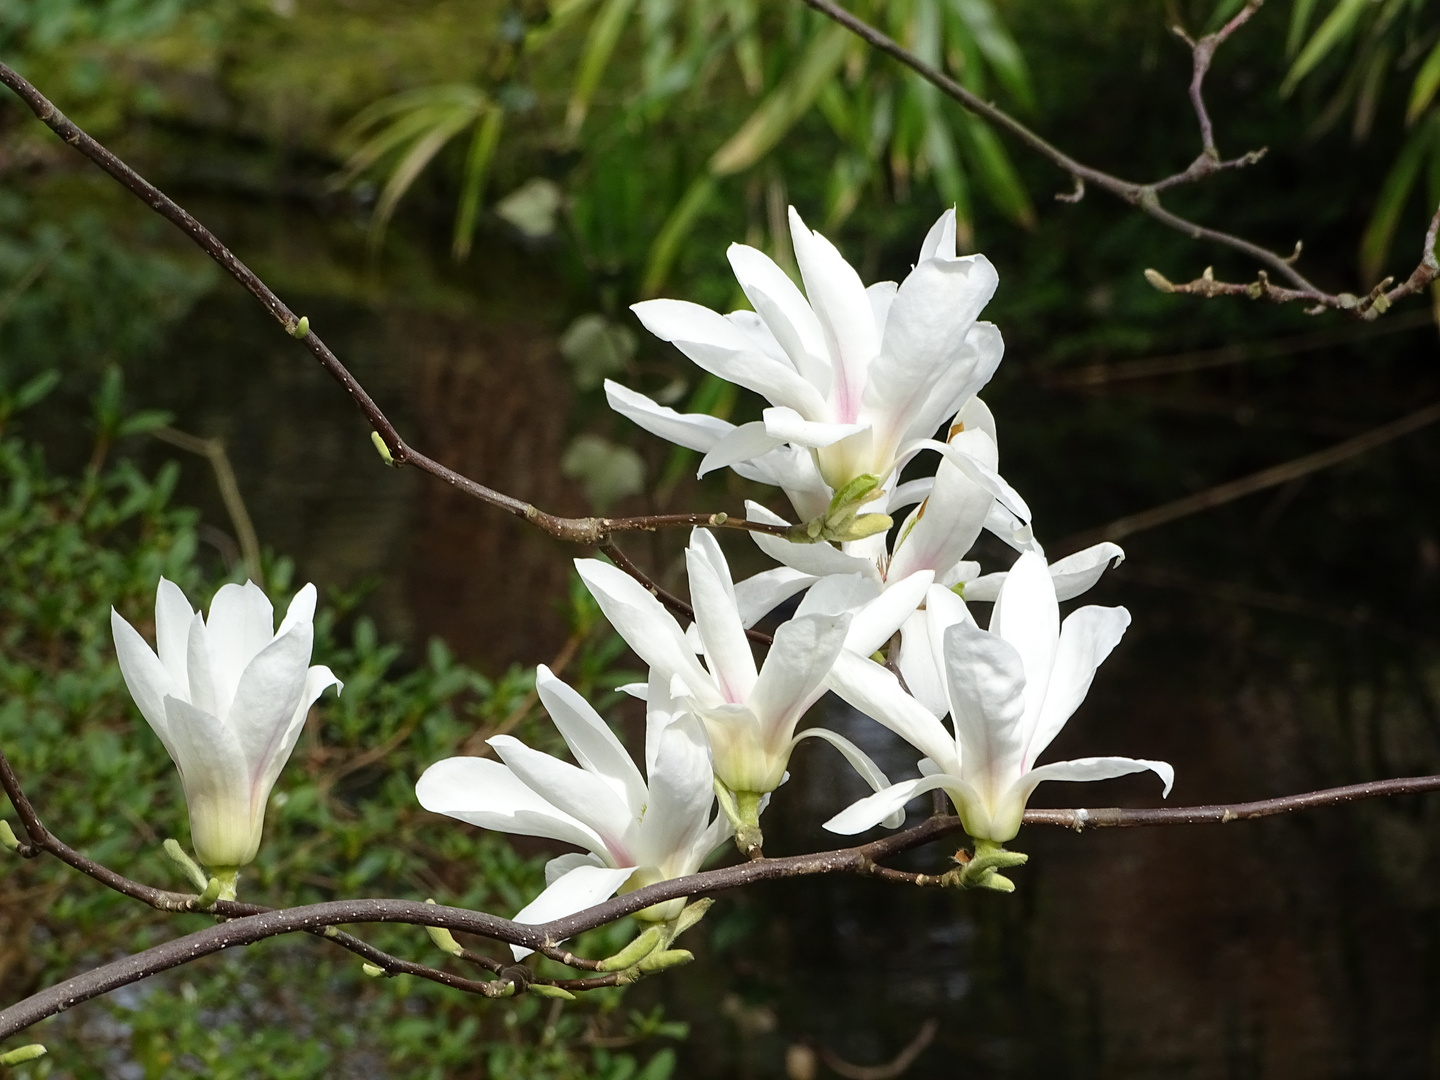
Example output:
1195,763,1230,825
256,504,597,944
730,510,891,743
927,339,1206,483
960,112,1034,227
1287,0,1321,57
451,106,504,260
1282,0,1368,96
951,0,1035,110
1360,116,1435,282
561,434,646,510
117,409,174,438
1407,39,1440,126
641,173,717,297
13,370,60,411
567,0,640,135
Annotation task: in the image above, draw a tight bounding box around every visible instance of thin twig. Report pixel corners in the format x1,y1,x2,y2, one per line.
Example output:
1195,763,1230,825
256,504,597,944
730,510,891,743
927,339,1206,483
819,1018,938,1080
151,426,264,586
600,539,774,646
1058,399,1440,551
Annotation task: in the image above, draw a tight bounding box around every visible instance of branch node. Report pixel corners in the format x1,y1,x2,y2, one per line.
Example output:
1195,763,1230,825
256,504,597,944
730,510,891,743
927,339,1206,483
1055,175,1086,203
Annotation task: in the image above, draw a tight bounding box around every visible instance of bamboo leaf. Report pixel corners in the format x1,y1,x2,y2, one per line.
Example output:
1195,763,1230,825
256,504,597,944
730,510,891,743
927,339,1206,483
1407,38,1440,126
566,0,640,136
641,174,717,296
451,107,505,260
708,24,850,176
1360,117,1434,282
1287,0,1321,57
951,0,1035,110
370,108,480,249
959,112,1034,226
1282,0,1368,96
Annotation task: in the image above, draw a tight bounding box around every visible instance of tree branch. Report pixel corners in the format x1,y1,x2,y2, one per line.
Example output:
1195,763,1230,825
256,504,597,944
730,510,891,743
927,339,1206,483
795,0,1440,317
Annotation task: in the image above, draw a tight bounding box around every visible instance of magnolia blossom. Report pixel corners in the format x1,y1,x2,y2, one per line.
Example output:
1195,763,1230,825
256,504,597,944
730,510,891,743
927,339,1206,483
416,666,726,944
112,578,340,870
576,530,927,801
608,207,1025,522
825,552,1172,843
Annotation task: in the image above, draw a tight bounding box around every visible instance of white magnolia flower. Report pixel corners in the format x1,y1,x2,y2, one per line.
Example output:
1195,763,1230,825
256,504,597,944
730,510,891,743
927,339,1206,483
416,666,726,945
824,552,1172,844
111,578,341,870
576,530,928,801
609,206,1025,522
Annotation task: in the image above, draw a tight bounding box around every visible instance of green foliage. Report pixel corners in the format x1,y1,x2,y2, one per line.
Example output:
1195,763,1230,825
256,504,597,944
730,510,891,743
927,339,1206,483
0,414,681,1077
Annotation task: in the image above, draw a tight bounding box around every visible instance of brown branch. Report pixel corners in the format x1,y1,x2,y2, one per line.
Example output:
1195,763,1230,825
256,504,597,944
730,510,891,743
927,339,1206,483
796,0,1440,317
819,1018,938,1080
1058,398,1440,551
0,61,788,562
600,539,774,646
151,426,263,586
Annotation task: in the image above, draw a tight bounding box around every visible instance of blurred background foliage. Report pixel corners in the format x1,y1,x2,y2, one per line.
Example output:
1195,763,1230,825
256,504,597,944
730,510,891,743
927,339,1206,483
2,0,1440,1076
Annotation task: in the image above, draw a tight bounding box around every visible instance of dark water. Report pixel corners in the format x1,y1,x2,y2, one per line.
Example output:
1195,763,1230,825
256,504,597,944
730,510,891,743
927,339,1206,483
120,232,1440,1080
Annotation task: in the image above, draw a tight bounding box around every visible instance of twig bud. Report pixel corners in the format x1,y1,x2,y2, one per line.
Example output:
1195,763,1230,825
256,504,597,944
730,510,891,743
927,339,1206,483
529,984,577,1000
596,925,666,972
0,1044,47,1066
637,948,694,973
1143,269,1176,293
0,820,20,852
424,900,465,956
673,897,714,939
361,962,386,978
289,315,310,339
162,839,210,892
370,431,396,467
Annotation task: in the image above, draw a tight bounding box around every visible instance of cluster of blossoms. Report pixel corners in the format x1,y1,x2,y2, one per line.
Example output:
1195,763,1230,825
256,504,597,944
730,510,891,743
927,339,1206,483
111,207,1170,930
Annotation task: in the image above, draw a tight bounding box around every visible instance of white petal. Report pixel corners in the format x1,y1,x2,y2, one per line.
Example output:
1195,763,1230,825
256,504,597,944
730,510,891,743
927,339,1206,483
574,559,715,705
416,756,606,853
794,572,878,619
725,309,794,366
685,533,758,703
989,552,1059,738
788,206,877,421
536,665,648,816
546,851,604,886
256,662,341,801
1011,755,1174,824
277,583,318,638
887,459,993,583
226,624,311,779
896,609,948,720
186,612,219,719
904,322,1005,448
630,298,828,416
825,650,958,771
112,608,177,742
984,500,1043,555
905,437,1029,521
490,735,639,863
887,477,934,512
1049,543,1125,601
865,254,998,462
163,695,256,868
867,281,898,341
1024,606,1130,769
917,208,957,263
942,620,1027,801
823,773,955,835
605,379,732,453
509,864,638,958
154,578,195,693
728,244,832,392
638,714,720,874
733,566,816,627
749,613,851,745
746,501,877,579
762,406,867,449
846,570,933,658
696,702,777,792
204,582,276,713
698,421,785,477
791,726,903,828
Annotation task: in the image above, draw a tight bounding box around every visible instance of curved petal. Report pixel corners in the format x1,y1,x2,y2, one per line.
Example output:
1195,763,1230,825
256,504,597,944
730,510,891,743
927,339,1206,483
185,612,219,719
887,460,993,583
112,608,177,741
749,613,851,745
276,583,318,638
490,735,639,863
846,569,933,658
746,501,876,579
725,309,793,366
1025,605,1131,768
204,582,276,712
822,773,955,835
917,208,957,263
993,756,1174,843
791,726,903,828
794,572,878,619
509,864,638,958
1049,543,1125,601
546,851,605,885
903,321,1005,449
536,666,647,816
253,661,341,805
983,500,1042,555
685,533,758,703
825,650,958,771
905,438,1029,522
733,566,816,627
696,702,776,792
604,380,732,453
989,551,1059,737
942,621,1027,801
867,281,898,341
630,298,828,416
638,714,719,875
226,624,311,783
896,609,948,720
163,695,256,868
698,421,786,477
415,756,606,853
887,477,934,512
788,207,877,421
154,578,195,693
728,243,831,392
762,406,867,449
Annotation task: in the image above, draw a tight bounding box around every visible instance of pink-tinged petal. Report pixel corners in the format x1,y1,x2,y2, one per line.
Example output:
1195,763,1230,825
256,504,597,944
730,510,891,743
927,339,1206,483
746,501,877,579
416,756,606,853
825,650,958,771
685,532,758,703
1050,543,1125,600
698,421,784,477
162,695,256,867
846,570,933,658
788,207,877,421
204,582,276,712
887,461,993,582
733,566,816,628
508,864,638,958
791,726,903,827
917,208,957,263
155,578,194,693
536,665,648,816
865,255,999,461
226,624,312,787
749,613,850,747
822,773,955,835
988,552,1059,736
574,558,715,705
490,735,638,860
762,406,868,448
631,298,828,417
1024,605,1131,768
941,621,1027,802
605,380,732,453
112,608,179,747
